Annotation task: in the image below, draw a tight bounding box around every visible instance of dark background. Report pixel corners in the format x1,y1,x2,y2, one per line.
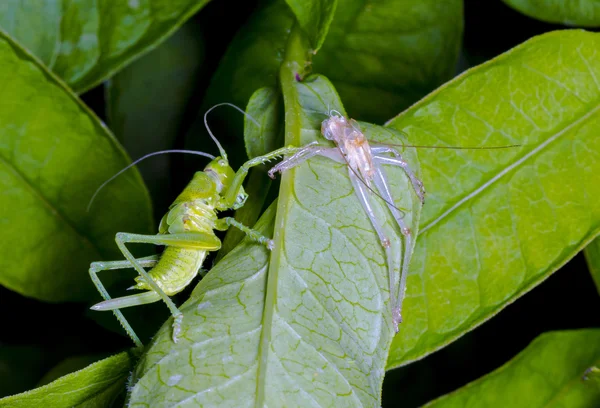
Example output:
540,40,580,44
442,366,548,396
1,1,599,406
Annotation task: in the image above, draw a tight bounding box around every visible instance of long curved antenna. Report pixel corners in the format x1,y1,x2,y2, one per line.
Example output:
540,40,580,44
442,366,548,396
87,150,215,212
203,102,260,162
382,143,522,150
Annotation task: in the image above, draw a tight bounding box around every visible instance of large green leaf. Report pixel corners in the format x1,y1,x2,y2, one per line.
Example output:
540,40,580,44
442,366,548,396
106,18,204,217
0,351,135,407
315,0,462,122
585,238,600,295
0,29,152,302
203,0,462,124
502,0,600,27
0,0,210,93
128,55,422,407
385,29,600,368
424,330,600,407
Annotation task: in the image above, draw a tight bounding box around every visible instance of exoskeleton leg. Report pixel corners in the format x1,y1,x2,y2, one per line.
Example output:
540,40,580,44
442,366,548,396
371,162,415,331
89,255,160,347
106,232,221,344
372,146,425,203
267,142,337,178
347,169,401,332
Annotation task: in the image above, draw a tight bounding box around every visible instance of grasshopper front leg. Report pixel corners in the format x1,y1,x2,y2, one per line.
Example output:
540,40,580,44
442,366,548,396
221,145,308,208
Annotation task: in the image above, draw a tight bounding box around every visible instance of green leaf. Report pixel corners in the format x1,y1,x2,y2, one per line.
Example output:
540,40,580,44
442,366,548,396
315,0,463,122
584,238,600,295
0,29,152,302
385,29,600,368
244,87,283,161
218,87,282,259
285,0,337,51
502,0,600,27
0,351,135,407
0,0,210,93
423,330,600,407
203,0,462,124
128,70,422,407
106,18,204,217
37,354,109,387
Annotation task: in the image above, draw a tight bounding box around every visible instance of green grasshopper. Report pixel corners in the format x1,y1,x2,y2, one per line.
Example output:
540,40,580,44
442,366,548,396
87,104,298,348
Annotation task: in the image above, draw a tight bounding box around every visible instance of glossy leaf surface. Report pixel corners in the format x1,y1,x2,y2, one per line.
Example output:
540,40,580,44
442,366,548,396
424,330,600,407
0,351,134,407
386,29,600,367
503,0,600,26
0,30,152,302
0,0,209,92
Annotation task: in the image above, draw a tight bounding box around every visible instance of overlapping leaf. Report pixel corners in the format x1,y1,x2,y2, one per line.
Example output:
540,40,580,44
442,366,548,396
0,351,134,407
218,87,283,259
385,29,600,367
0,0,210,92
424,330,600,407
202,0,462,125
503,0,600,26
0,30,152,302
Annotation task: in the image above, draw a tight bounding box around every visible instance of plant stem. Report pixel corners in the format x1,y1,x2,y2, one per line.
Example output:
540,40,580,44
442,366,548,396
255,22,311,408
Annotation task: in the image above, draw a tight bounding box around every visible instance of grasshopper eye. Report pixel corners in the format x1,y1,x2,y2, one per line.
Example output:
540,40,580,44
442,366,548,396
218,159,227,166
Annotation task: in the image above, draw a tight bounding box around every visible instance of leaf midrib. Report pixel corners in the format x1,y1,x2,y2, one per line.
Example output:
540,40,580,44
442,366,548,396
0,154,101,259
418,102,600,236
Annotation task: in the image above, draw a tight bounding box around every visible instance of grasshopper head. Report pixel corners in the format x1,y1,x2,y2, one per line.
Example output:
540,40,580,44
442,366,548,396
321,114,347,143
205,157,235,193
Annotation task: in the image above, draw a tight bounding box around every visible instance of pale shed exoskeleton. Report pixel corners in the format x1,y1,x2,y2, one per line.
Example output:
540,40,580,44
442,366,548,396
268,111,425,332
87,104,300,348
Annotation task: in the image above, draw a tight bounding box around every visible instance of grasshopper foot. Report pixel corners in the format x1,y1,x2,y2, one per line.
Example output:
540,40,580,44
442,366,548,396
172,314,183,343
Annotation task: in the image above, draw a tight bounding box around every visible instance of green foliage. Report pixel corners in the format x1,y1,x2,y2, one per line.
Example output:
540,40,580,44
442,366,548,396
386,29,600,367
106,18,205,217
202,0,462,124
0,351,135,407
424,330,600,407
0,0,211,92
0,31,152,302
129,72,422,405
218,87,282,258
503,0,600,26
0,1,599,407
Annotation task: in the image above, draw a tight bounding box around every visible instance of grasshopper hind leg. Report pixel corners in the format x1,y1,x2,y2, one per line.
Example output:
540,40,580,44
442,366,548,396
89,255,159,348
371,162,415,331
347,169,400,332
